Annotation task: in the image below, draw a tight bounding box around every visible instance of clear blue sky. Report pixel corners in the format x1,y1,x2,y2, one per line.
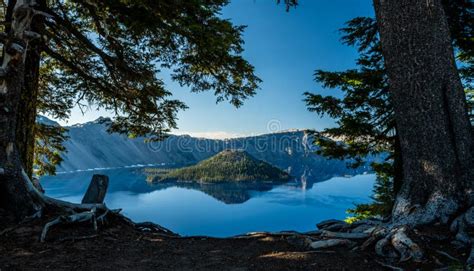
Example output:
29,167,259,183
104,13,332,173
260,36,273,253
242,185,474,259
55,0,374,139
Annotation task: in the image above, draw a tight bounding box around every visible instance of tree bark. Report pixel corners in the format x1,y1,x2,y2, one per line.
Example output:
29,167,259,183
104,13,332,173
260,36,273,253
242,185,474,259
392,130,403,196
15,0,45,178
373,0,474,225
0,0,45,216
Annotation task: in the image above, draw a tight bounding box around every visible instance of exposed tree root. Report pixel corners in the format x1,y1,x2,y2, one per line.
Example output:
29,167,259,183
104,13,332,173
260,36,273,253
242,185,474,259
21,208,43,223
39,207,178,242
300,205,474,267
291,220,425,264
134,221,176,235
18,170,116,242
20,169,108,215
434,249,461,263
320,230,370,240
0,226,15,236
449,206,474,267
374,226,424,262
21,169,178,241
40,207,105,242
114,214,178,236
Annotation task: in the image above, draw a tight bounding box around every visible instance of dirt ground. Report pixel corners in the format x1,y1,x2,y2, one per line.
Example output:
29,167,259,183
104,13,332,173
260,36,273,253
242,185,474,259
0,210,468,270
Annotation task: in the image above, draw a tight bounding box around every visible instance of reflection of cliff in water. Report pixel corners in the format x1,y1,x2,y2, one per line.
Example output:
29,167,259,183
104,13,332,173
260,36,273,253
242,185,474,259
41,167,361,205
295,168,338,190
150,181,279,204
147,172,347,204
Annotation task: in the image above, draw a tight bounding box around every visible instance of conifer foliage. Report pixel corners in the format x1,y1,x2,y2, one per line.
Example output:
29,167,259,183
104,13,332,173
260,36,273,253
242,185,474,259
1,0,261,176
304,0,473,219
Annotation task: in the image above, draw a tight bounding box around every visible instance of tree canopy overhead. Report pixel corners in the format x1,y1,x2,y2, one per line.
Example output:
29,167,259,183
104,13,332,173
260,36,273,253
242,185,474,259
0,0,262,177
35,0,260,138
0,0,261,134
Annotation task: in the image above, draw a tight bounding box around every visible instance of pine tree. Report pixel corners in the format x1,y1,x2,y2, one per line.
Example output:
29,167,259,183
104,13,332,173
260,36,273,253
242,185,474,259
373,0,474,230
0,0,260,216
305,0,473,220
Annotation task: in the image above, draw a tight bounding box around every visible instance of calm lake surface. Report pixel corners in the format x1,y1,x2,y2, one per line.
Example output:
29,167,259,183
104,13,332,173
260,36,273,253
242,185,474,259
41,168,375,237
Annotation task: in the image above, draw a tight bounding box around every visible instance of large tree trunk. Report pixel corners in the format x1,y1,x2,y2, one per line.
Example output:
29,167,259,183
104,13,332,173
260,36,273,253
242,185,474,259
0,0,45,216
392,128,403,196
373,0,474,225
15,55,38,179
15,0,45,178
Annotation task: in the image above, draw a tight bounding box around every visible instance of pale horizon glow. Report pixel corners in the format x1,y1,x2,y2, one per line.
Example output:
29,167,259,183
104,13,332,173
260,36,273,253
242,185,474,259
172,131,250,140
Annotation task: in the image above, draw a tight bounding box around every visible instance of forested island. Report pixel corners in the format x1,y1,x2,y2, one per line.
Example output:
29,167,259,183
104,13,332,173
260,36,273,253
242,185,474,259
148,150,291,183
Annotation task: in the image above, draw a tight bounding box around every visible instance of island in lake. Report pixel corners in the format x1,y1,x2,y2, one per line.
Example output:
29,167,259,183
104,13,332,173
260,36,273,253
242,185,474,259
147,149,291,183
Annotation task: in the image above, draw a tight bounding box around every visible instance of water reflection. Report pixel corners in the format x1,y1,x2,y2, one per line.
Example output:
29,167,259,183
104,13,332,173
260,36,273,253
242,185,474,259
42,167,338,204
41,168,375,237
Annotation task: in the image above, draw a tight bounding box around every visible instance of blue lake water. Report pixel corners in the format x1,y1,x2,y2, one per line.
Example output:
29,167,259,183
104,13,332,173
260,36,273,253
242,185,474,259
41,168,375,237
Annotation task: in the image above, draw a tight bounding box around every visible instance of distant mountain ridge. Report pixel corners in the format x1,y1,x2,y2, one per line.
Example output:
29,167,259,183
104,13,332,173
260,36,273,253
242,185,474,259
43,116,373,181
154,150,291,182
